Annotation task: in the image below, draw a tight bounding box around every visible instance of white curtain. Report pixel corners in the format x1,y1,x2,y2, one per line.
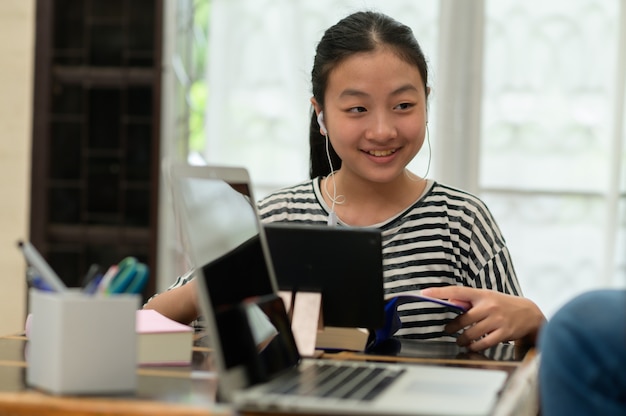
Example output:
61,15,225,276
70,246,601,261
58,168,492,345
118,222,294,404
159,0,626,317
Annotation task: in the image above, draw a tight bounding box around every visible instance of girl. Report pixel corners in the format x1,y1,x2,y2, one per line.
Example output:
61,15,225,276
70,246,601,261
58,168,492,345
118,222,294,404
146,11,545,352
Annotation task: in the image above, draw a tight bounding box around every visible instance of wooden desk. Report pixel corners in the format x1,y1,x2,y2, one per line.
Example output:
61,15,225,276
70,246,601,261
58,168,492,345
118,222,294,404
0,333,538,416
0,333,229,416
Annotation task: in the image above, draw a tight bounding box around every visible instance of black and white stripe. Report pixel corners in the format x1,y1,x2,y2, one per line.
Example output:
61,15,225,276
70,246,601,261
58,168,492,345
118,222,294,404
258,178,522,341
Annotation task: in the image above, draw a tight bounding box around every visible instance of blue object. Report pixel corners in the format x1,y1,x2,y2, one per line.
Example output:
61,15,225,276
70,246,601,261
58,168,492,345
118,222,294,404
370,297,405,349
369,294,467,350
539,289,626,415
27,273,56,292
123,262,149,294
105,257,149,295
82,274,104,294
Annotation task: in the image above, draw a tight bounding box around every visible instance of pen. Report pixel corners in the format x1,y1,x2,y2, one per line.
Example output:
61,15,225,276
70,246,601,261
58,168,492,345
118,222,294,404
17,240,68,293
26,266,55,292
81,263,101,289
82,267,104,295
96,264,119,294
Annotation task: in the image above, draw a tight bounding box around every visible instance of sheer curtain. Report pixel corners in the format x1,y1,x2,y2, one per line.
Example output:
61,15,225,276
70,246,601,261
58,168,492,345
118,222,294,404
159,0,626,317
478,0,626,315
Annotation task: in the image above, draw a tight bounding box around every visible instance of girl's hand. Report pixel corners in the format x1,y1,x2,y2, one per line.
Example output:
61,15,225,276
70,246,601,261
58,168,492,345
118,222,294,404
420,286,546,351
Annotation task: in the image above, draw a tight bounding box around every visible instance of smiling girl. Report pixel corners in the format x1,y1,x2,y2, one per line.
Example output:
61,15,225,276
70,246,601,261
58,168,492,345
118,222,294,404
257,11,545,351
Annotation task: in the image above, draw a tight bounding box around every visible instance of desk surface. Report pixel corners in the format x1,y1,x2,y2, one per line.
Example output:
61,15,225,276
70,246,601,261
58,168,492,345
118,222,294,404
0,332,536,416
0,333,228,416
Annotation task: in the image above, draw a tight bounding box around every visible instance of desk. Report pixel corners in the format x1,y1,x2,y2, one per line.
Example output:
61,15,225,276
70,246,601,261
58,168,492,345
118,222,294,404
0,333,228,416
0,333,538,416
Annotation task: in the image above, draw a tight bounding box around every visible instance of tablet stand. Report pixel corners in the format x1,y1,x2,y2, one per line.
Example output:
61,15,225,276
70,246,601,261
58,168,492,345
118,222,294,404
278,290,322,357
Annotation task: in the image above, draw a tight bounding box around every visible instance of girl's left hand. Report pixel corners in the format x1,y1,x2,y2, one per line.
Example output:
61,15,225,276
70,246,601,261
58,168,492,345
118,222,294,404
420,286,546,351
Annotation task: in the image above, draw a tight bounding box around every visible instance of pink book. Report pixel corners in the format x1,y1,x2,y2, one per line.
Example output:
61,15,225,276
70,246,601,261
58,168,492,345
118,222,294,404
136,309,194,366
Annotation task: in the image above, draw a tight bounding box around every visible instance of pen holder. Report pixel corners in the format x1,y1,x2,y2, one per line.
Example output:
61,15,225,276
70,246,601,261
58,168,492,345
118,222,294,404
27,289,140,395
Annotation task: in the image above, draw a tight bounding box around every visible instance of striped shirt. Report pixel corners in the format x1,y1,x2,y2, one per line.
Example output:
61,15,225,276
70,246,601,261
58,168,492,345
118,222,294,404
257,177,522,342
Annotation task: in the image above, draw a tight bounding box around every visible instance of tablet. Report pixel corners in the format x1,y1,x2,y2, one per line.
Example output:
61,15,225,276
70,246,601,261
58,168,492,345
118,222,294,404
263,223,385,329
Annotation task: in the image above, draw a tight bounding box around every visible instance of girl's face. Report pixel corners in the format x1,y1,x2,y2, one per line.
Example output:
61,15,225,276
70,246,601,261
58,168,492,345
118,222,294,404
313,48,428,185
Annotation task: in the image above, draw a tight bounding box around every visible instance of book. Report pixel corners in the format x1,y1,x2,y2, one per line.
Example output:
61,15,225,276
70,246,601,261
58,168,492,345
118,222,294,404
315,326,370,352
136,309,194,366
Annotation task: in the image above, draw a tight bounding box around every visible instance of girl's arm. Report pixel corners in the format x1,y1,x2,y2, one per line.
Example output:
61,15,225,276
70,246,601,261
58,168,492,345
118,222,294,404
143,278,200,324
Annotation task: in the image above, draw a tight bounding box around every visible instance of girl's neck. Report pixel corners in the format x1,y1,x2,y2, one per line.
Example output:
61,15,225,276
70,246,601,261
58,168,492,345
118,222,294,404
323,169,427,226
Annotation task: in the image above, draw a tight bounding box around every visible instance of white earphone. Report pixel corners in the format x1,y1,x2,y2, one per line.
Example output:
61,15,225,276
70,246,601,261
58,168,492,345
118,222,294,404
317,111,328,135
316,110,340,225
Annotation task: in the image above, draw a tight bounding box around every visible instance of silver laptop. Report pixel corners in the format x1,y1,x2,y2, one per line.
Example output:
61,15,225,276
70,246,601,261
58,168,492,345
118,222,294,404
168,163,509,416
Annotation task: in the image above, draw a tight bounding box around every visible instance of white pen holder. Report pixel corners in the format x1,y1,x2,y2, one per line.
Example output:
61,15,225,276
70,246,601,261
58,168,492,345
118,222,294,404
27,289,139,395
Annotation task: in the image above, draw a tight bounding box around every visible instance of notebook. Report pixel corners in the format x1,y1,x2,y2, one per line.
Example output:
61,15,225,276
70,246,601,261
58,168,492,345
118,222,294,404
168,163,509,416
263,222,384,329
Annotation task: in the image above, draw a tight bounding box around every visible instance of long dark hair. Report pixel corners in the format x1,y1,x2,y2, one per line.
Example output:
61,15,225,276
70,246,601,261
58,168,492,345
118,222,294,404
309,11,429,179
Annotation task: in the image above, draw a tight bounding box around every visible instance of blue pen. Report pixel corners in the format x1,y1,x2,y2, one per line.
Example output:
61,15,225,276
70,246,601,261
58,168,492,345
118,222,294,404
26,267,55,292
83,273,104,295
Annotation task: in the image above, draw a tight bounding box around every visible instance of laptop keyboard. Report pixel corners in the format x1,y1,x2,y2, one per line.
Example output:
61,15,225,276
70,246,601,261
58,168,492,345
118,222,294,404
267,362,405,401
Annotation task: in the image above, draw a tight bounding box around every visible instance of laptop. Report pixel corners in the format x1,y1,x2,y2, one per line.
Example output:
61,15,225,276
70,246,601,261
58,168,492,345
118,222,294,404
168,163,509,416
264,222,384,329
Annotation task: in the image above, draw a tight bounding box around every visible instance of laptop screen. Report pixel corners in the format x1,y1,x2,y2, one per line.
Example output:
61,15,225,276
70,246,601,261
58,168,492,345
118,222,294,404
169,164,301,393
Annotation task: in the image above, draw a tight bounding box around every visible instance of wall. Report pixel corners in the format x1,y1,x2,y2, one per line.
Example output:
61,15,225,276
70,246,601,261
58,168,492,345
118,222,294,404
0,0,35,335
